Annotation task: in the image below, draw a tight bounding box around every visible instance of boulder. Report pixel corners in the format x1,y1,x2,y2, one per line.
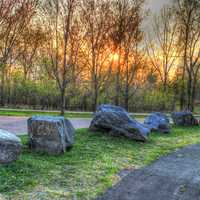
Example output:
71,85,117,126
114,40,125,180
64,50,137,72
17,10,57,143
28,116,75,155
171,111,199,126
0,129,22,165
144,112,170,133
89,105,150,142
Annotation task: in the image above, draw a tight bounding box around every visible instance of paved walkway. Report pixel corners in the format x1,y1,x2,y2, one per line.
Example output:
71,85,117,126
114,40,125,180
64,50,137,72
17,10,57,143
0,116,145,135
0,116,92,135
97,144,200,200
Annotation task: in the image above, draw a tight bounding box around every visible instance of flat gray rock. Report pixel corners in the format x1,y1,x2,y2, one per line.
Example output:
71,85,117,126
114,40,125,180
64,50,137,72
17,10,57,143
0,129,22,165
144,112,170,133
97,144,200,200
90,105,150,142
28,116,75,155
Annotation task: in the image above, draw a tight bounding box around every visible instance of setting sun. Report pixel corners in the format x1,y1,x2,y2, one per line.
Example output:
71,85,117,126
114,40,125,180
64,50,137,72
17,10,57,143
112,53,119,61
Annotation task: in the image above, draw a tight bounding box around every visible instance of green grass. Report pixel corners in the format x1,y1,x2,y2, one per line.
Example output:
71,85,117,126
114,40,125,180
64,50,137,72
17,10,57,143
0,109,147,119
0,109,92,118
1,126,200,200
0,108,199,119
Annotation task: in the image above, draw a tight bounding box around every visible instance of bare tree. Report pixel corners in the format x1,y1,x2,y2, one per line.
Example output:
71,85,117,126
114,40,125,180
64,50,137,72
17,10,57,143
175,0,200,111
120,0,144,110
17,25,47,80
41,0,79,115
0,0,37,105
80,0,113,111
146,6,180,92
111,0,145,108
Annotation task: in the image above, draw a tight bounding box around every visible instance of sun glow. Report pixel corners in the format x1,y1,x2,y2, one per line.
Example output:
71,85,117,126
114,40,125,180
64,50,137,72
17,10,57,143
112,53,119,61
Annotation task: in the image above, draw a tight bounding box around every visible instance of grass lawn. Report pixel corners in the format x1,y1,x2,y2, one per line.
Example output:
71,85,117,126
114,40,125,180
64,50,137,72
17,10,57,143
0,109,149,119
0,108,199,120
1,126,200,200
0,106,200,119
0,109,92,118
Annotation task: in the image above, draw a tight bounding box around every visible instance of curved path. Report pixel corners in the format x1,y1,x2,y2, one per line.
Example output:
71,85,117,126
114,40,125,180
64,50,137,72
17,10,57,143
0,116,92,135
97,144,200,200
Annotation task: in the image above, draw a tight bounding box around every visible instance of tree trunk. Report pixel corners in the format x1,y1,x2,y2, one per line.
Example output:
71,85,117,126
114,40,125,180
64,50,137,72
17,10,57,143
124,61,129,111
0,68,5,106
191,87,195,112
115,72,120,106
187,73,192,111
124,85,129,111
60,87,66,116
115,46,121,106
163,69,168,92
180,19,190,111
180,67,186,110
92,80,98,111
172,83,178,111
191,77,197,112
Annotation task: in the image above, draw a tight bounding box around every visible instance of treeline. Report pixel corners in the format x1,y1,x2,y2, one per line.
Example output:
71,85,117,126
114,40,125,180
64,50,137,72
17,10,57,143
0,0,200,113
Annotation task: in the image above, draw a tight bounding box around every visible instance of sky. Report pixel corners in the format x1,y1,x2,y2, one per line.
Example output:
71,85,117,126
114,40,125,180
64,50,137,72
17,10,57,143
143,0,173,31
147,0,172,13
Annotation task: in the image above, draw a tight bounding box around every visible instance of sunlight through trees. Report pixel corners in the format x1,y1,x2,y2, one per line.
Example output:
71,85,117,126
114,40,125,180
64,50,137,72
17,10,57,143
0,0,199,114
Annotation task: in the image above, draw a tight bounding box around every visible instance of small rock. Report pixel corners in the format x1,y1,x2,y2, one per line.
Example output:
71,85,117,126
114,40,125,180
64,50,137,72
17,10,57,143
89,104,150,142
144,112,170,133
28,116,75,155
0,129,22,165
171,111,199,126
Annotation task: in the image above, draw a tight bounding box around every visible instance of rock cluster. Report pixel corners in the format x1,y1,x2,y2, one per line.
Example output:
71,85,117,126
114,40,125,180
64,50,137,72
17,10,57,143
1,106,200,166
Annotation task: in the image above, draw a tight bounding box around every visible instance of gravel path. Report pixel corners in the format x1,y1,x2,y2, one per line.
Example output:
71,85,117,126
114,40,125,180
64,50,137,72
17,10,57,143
97,144,200,200
0,116,92,135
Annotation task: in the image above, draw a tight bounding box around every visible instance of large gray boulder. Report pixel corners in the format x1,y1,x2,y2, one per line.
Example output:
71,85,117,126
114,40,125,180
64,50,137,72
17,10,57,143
28,116,75,155
172,111,199,126
144,112,170,133
89,105,150,142
0,129,22,165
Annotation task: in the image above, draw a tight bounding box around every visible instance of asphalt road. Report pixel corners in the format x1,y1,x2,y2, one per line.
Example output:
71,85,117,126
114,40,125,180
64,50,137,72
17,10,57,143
97,144,200,200
0,116,92,135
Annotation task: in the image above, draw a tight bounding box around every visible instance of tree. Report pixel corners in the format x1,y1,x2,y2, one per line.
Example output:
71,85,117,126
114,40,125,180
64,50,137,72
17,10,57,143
41,0,79,115
110,0,145,109
17,25,47,81
175,0,200,111
146,6,180,92
80,0,113,110
0,0,37,105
